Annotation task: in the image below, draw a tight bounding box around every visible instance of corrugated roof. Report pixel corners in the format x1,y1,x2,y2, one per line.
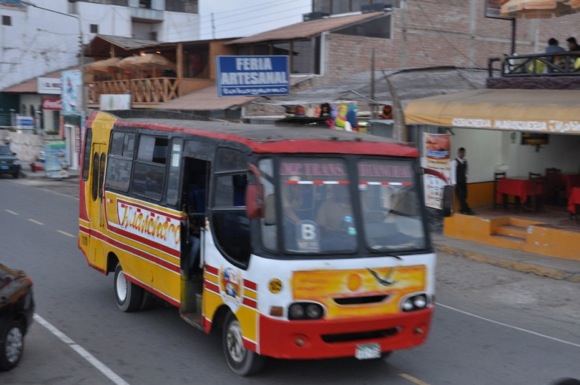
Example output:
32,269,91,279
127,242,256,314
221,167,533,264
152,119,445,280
96,34,159,50
158,85,255,111
229,12,385,45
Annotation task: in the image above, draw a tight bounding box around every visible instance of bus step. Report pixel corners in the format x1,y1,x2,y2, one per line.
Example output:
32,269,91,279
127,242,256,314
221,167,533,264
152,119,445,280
180,312,204,331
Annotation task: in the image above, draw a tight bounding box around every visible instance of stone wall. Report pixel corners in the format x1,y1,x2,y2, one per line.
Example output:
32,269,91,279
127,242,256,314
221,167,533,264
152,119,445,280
0,130,44,162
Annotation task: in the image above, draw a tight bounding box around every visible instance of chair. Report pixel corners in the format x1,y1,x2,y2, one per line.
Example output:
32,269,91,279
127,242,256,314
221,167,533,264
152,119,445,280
528,172,545,210
493,172,506,209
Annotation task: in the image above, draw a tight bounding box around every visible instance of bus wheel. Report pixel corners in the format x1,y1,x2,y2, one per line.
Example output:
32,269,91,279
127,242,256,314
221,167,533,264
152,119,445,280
114,265,143,312
222,313,264,376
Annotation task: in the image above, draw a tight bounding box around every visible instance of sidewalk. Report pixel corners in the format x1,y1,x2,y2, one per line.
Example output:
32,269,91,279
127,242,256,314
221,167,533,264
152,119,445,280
20,161,79,180
433,233,580,283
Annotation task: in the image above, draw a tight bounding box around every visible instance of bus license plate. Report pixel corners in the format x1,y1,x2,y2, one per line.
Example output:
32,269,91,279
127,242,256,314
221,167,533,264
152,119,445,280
355,343,381,360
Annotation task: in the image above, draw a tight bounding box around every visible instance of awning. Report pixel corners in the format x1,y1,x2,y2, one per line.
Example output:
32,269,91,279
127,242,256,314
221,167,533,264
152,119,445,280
404,89,580,134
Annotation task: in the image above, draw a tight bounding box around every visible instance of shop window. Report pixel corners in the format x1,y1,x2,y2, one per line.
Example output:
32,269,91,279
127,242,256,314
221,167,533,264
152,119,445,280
335,15,391,39
2,16,11,27
90,24,99,34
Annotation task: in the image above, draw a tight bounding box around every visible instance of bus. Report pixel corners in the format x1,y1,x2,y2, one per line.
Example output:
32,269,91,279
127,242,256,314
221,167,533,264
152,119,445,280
79,111,435,376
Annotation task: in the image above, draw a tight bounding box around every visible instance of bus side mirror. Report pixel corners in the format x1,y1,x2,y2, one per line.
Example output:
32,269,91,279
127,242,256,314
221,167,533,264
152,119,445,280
246,183,264,219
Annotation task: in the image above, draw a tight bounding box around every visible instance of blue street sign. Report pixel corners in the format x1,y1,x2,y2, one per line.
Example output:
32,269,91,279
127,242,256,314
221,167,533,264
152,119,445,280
217,55,289,97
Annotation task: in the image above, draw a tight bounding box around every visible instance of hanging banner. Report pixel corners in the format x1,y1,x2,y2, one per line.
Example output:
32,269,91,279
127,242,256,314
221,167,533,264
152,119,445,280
422,133,451,209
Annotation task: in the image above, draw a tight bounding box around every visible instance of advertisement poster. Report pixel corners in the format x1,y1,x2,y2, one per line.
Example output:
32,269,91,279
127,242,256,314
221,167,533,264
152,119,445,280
422,133,451,209
44,141,69,179
217,55,289,97
61,70,82,116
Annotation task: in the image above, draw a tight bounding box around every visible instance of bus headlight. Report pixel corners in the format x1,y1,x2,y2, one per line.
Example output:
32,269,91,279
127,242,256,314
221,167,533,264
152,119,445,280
288,302,324,320
401,294,429,312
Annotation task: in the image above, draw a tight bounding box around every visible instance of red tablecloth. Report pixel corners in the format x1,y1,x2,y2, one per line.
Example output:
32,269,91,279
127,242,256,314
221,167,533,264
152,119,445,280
496,178,543,204
562,174,580,196
568,187,580,214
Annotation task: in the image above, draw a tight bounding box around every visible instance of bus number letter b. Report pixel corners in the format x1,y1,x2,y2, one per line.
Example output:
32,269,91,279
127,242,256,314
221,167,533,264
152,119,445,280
301,223,317,241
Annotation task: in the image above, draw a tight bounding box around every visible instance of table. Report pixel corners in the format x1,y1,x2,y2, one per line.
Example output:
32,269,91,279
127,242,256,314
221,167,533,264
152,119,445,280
568,187,580,215
496,178,543,205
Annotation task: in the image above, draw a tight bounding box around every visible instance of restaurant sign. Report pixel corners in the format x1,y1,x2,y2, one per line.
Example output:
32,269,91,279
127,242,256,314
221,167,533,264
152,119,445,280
217,55,289,97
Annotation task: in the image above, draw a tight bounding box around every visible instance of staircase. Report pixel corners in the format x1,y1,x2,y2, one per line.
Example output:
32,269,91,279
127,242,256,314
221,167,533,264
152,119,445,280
490,218,537,250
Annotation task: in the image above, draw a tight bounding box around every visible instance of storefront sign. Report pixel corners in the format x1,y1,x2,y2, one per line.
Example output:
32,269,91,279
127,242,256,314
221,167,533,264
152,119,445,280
451,117,580,134
61,70,82,116
16,115,34,130
422,133,451,209
217,55,289,97
100,94,131,111
42,98,61,110
37,77,62,95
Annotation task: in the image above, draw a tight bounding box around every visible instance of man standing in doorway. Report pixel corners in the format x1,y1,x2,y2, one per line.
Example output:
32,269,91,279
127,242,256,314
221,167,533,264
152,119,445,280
451,147,474,215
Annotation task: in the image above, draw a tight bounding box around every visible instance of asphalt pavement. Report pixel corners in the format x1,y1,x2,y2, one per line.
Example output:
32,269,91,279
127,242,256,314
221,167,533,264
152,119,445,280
0,177,579,385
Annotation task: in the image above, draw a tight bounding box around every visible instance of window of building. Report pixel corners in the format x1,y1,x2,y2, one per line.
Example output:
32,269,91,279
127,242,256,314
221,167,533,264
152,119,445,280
106,131,135,193
2,15,11,26
90,24,99,34
131,135,168,201
139,0,152,9
212,148,251,268
335,15,391,39
239,39,322,74
165,0,198,13
312,0,388,15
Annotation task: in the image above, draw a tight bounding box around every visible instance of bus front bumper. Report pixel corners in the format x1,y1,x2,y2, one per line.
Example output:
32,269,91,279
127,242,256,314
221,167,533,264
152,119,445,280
258,308,432,359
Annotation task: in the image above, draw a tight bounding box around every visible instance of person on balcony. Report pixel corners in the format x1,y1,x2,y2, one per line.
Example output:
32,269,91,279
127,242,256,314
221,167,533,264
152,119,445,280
566,37,580,52
545,38,566,55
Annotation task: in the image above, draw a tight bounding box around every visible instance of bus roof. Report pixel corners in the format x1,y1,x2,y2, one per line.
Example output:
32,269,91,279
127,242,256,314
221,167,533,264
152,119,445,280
109,116,418,158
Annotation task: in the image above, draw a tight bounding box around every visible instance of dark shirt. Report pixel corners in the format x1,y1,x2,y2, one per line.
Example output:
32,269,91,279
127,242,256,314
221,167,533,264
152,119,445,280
455,158,468,186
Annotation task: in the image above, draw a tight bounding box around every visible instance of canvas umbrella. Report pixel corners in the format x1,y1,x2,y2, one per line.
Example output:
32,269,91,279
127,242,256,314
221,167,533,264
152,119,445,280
84,57,121,74
500,0,576,17
120,54,175,70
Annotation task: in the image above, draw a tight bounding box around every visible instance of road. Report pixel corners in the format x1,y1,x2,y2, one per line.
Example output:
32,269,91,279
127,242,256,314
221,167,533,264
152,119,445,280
1,177,579,385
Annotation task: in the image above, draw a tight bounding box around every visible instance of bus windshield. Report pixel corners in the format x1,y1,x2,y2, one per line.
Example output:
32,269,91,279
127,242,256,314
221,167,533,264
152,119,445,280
276,157,426,255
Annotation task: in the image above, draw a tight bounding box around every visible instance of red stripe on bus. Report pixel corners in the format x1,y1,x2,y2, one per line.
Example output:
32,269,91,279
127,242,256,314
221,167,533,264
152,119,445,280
204,281,220,294
125,274,180,307
205,265,219,276
80,226,180,273
243,297,257,309
243,279,257,291
106,225,180,258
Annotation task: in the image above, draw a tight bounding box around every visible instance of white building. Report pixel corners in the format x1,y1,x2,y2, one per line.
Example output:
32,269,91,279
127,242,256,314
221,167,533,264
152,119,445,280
0,0,200,90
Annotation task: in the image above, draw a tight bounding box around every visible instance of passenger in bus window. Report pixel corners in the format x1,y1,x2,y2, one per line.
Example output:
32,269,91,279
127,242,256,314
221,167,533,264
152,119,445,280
316,187,356,250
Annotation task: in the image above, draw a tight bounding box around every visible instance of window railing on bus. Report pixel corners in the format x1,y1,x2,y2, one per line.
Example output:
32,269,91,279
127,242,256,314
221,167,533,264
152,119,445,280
131,135,169,201
106,131,135,193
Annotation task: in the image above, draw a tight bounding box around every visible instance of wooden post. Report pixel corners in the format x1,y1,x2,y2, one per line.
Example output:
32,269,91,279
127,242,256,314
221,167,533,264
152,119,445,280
177,43,184,80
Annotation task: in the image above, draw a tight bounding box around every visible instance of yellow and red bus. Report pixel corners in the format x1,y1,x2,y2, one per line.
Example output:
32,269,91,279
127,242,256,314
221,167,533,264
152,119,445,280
79,111,435,376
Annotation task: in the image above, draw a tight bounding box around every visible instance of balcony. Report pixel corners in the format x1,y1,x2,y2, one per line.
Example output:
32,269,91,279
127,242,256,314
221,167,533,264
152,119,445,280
130,7,163,23
87,77,213,108
488,53,580,90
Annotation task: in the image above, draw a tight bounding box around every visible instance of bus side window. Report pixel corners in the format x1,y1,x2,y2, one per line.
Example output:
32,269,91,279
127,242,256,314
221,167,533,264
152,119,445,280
91,152,99,201
212,148,251,268
166,138,183,207
131,135,168,201
82,128,92,181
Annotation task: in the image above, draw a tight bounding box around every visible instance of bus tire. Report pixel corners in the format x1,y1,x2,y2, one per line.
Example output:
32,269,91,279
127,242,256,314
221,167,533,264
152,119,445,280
114,264,143,312
222,313,265,376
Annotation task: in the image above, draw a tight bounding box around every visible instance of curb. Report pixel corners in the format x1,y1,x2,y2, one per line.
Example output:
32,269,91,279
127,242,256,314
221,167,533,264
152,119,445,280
434,242,580,283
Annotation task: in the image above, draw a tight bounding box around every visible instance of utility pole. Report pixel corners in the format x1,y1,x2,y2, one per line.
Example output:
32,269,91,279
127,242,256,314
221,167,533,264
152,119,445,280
370,49,376,119
211,12,216,40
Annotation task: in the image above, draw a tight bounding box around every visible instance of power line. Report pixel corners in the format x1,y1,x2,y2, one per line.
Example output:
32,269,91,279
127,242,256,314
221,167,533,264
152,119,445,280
203,0,308,18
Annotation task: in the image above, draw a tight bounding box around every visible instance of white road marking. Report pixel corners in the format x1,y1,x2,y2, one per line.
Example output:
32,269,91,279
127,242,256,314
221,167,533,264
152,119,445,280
400,373,431,385
33,314,131,385
438,303,580,349
28,218,44,225
58,230,75,238
5,209,19,215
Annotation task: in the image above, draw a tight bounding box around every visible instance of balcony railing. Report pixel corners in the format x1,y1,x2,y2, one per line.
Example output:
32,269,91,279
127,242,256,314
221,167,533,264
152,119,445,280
489,52,580,78
87,77,214,107
88,78,179,106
